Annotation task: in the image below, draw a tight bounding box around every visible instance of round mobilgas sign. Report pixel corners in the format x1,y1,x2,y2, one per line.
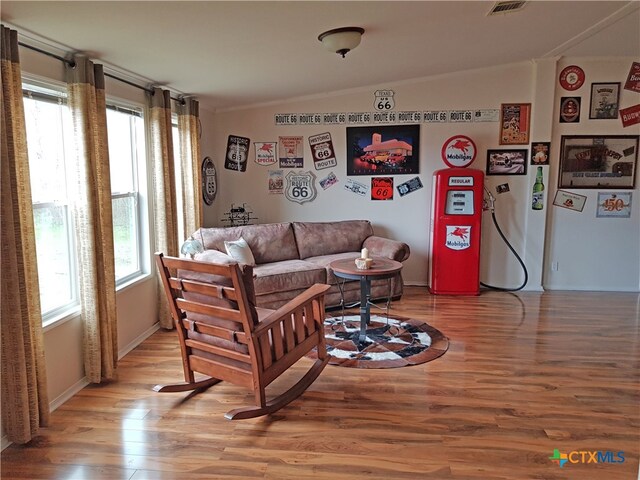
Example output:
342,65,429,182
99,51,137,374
441,135,477,168
559,65,585,91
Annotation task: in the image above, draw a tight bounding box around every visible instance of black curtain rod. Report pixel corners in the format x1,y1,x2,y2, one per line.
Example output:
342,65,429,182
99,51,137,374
18,41,184,104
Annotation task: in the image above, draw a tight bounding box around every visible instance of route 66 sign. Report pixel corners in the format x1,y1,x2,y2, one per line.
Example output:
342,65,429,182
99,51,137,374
374,89,395,111
224,135,250,171
201,156,217,205
285,170,317,204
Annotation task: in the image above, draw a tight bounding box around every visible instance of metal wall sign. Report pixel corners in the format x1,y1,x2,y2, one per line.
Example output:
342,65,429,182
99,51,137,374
224,135,250,171
284,170,317,204
274,109,498,125
308,132,337,170
201,156,217,205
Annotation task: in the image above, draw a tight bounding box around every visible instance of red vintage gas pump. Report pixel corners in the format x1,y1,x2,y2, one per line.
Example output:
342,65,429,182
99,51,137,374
428,168,484,295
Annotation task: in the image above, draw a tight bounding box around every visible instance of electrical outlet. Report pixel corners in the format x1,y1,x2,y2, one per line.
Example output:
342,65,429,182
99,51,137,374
551,261,559,271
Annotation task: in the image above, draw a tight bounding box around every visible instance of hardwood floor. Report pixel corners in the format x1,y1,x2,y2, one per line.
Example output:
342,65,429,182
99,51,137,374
2,287,639,479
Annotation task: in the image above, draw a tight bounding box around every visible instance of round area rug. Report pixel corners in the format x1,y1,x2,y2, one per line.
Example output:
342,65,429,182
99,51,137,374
310,314,449,368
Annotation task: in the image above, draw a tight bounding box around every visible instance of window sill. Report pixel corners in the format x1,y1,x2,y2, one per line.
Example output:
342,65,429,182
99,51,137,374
43,273,154,332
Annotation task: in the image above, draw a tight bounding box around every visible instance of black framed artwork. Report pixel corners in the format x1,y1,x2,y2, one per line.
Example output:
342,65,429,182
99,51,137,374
346,124,420,176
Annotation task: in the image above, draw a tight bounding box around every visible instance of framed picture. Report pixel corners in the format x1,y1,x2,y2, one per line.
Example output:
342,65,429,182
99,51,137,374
499,103,531,145
346,124,420,176
531,142,550,165
589,83,620,119
558,135,639,189
486,149,528,175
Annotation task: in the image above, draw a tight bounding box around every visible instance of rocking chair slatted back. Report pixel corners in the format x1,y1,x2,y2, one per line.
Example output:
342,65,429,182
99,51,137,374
155,253,330,420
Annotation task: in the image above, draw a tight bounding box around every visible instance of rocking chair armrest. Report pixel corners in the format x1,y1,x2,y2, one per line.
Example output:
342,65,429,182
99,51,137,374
253,283,330,336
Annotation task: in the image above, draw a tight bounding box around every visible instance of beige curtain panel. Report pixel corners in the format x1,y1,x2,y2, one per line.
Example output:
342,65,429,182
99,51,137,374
1,24,50,444
66,55,118,383
178,97,202,236
149,87,178,329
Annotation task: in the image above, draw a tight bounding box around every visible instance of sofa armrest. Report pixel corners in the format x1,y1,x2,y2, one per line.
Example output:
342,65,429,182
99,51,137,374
363,236,410,262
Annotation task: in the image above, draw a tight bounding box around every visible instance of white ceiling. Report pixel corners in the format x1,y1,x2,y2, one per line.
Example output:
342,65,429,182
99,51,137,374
2,1,639,112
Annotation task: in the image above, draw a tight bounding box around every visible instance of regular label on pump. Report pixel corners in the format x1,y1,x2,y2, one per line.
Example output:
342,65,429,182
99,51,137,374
445,226,471,250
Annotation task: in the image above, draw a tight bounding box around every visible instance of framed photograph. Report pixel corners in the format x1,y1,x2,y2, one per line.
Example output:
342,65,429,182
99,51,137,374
558,135,639,189
499,103,531,145
589,83,620,119
346,124,420,176
486,149,528,175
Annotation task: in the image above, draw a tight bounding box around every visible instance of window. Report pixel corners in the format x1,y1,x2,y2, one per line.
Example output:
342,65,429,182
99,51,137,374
23,81,149,323
23,86,77,318
106,105,147,284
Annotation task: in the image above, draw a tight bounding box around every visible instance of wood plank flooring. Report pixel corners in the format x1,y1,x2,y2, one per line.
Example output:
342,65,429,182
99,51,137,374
2,287,639,479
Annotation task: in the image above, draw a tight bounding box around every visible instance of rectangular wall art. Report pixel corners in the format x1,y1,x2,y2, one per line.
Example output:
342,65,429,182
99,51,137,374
346,124,420,176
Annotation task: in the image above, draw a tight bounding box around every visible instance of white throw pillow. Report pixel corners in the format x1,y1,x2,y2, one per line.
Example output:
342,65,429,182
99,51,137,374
224,238,256,266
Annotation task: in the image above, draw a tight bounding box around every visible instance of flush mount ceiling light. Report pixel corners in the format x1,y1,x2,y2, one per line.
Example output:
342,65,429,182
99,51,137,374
318,27,365,58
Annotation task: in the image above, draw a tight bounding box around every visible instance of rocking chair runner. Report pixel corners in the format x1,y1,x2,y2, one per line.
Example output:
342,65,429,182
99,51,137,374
154,253,330,419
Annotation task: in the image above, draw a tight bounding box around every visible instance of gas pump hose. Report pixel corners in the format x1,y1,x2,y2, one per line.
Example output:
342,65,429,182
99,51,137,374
481,189,528,292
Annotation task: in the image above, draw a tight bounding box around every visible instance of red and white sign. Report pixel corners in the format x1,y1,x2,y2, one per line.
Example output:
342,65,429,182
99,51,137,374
559,65,585,91
620,104,640,128
441,135,477,168
624,62,640,93
445,226,471,250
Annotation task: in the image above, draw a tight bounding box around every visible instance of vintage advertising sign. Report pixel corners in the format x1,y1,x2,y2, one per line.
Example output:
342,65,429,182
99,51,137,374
559,97,581,123
559,65,586,91
553,190,587,212
374,89,395,111
308,132,337,170
344,178,367,196
589,83,620,119
596,192,632,218
397,176,423,197
224,135,250,171
319,171,338,190
423,110,448,123
624,62,640,93
201,156,217,205
620,104,640,128
500,103,531,145
445,226,471,250
278,136,304,168
371,177,394,201
372,111,397,124
284,170,317,204
441,135,477,168
268,170,283,194
254,142,277,166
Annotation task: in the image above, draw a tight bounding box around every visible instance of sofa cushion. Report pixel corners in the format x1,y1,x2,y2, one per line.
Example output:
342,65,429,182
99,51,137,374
224,237,256,266
292,220,374,259
253,259,326,296
303,251,361,284
195,222,299,264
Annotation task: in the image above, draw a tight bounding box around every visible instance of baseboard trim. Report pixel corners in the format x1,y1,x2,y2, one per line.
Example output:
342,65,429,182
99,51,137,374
49,376,90,413
118,322,160,360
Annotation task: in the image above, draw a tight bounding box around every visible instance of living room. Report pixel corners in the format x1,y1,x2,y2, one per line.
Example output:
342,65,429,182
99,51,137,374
1,1,639,478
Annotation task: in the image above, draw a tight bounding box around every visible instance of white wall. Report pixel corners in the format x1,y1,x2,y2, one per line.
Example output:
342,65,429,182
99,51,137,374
208,62,537,288
544,57,640,291
206,57,640,292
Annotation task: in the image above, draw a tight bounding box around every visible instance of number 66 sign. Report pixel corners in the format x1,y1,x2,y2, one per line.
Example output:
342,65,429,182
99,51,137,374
374,89,395,111
285,171,317,204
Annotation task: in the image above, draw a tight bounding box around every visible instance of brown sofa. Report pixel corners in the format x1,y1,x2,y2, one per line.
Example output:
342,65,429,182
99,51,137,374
192,220,410,309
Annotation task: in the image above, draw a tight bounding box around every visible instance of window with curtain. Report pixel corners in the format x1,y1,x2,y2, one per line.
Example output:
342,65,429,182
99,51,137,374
171,117,185,244
22,82,150,323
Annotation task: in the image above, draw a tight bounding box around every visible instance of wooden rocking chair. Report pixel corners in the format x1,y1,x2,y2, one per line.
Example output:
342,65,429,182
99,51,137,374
154,253,330,420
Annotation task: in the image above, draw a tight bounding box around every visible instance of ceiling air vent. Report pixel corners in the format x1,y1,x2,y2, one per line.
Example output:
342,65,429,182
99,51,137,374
488,1,527,15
